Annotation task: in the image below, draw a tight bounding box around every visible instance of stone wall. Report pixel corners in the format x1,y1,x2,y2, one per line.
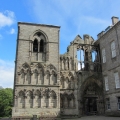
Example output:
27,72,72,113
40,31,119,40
96,21,120,116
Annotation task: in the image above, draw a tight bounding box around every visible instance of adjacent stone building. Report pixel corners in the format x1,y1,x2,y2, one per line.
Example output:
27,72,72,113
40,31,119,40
12,17,120,119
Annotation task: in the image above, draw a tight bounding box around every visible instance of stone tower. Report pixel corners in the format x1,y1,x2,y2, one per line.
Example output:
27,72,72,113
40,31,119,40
12,22,61,119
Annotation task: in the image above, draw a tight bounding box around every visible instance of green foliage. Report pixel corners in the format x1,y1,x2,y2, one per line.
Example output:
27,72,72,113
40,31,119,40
0,88,13,117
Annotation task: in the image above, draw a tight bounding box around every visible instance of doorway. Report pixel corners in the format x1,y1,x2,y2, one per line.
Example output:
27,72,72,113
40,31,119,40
84,97,97,115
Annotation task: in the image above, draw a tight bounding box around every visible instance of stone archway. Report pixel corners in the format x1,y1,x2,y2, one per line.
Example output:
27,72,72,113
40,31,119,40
83,83,99,115
79,74,104,116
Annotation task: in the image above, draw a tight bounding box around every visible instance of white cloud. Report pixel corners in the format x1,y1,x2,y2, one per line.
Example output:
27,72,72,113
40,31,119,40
0,10,15,28
9,28,15,34
0,59,14,88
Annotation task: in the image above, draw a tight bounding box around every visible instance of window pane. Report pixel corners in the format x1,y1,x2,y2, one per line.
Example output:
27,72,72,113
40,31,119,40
112,49,116,58
114,72,120,88
111,41,115,50
111,41,116,58
104,76,109,91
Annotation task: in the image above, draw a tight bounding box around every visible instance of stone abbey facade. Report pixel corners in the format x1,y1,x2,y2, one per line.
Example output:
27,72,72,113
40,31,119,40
12,17,120,119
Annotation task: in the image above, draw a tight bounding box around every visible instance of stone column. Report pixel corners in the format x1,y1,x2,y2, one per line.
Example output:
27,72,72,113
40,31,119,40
60,59,62,70
38,73,40,84
38,42,40,61
62,60,64,70
69,59,71,70
65,59,68,70
14,96,18,108
31,41,33,61
24,73,27,84
36,73,38,84
31,72,34,85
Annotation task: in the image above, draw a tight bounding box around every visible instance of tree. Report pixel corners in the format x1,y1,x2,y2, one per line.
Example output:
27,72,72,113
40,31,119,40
0,88,13,117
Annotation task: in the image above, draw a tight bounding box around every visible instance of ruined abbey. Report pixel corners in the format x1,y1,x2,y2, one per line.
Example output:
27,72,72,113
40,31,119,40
12,17,120,119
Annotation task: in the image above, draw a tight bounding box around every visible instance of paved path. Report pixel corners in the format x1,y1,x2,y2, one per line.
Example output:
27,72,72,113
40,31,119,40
63,116,120,120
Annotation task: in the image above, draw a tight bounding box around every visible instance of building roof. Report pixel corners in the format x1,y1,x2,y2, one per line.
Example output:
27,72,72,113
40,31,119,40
18,22,60,28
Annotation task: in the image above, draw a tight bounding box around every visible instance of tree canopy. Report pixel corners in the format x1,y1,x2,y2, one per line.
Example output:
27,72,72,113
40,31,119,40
0,88,13,117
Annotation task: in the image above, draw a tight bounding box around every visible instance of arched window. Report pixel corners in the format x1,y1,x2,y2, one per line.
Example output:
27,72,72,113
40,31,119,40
33,39,38,52
40,39,44,52
18,91,25,108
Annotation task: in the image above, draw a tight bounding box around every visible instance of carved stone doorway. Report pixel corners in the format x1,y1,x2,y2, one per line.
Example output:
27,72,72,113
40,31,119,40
84,97,97,115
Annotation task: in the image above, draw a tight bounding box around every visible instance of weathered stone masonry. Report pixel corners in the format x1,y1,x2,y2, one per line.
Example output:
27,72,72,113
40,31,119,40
12,17,120,119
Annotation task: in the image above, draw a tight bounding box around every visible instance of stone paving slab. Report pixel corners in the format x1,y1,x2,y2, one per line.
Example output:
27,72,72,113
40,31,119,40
63,116,120,120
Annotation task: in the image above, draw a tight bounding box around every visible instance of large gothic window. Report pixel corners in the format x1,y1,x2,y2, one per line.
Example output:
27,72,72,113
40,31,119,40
31,31,48,61
33,36,45,53
33,39,38,52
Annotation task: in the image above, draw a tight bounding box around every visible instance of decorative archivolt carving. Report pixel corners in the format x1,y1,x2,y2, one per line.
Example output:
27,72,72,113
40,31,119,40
33,69,38,74
33,89,41,97
18,63,57,75
68,72,73,78
60,93,75,100
17,88,57,98
18,63,58,85
60,56,72,61
60,71,75,80
49,90,56,98
18,90,25,97
29,29,48,42
26,90,33,98
18,63,31,75
45,67,57,75
22,62,30,69
35,63,44,70
51,70,57,75
45,70,50,75
47,64,57,71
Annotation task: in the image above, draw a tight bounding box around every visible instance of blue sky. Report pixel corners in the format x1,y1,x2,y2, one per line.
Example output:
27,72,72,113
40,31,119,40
0,0,120,88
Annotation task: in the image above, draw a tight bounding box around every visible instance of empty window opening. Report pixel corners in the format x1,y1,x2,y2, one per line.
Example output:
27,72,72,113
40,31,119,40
40,39,44,52
33,39,38,52
77,49,84,70
92,51,97,62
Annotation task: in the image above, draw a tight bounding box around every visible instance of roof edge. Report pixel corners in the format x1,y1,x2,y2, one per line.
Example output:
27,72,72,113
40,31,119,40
18,22,61,28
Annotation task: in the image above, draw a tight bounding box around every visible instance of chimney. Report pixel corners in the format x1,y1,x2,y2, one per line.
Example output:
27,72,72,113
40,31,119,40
111,16,119,25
